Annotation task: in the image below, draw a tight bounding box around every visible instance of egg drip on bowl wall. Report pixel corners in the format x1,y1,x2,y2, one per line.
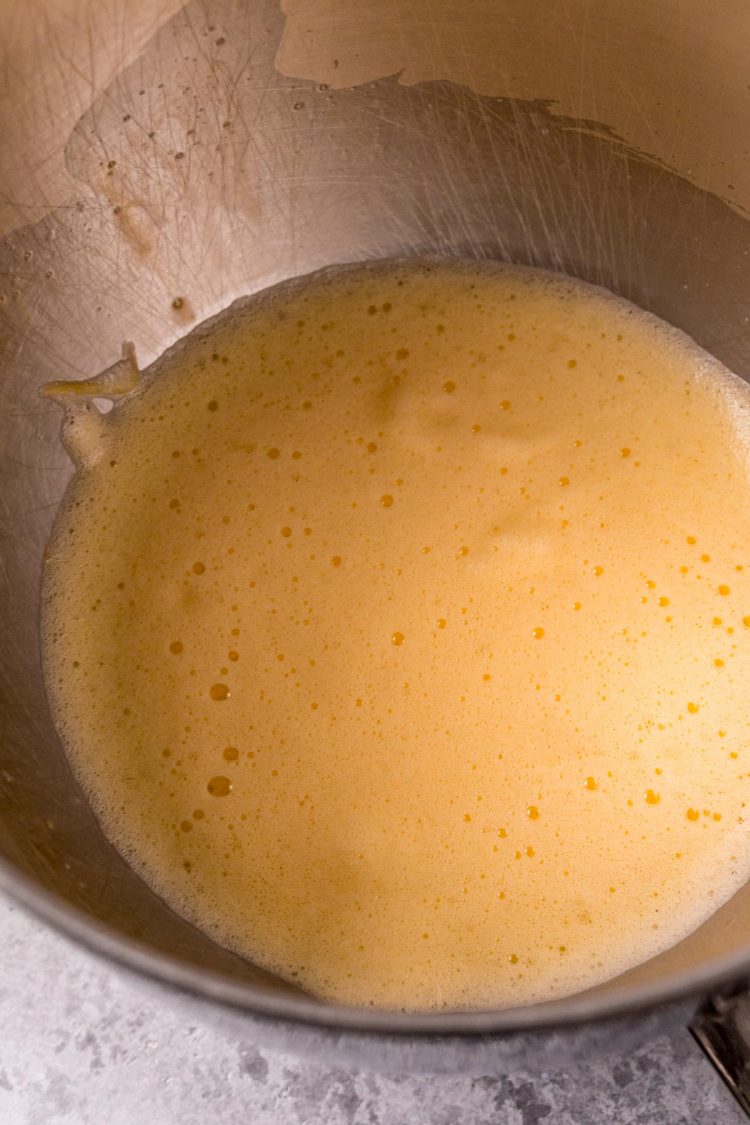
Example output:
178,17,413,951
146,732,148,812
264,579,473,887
42,259,750,1011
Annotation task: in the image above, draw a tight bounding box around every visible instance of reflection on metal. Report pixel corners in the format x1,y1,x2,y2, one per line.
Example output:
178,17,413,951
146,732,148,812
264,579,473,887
277,0,750,216
691,987,750,1119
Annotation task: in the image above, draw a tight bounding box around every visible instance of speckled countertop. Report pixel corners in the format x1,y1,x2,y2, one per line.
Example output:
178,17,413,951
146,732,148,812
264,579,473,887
0,896,744,1125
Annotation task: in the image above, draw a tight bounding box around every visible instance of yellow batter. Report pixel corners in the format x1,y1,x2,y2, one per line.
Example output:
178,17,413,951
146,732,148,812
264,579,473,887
42,260,750,1010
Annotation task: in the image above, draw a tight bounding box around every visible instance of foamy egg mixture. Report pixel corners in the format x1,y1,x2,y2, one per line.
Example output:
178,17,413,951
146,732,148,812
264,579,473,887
42,261,750,1010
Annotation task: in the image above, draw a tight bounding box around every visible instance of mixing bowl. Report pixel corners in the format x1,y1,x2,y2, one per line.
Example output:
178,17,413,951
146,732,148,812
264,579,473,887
2,0,750,1084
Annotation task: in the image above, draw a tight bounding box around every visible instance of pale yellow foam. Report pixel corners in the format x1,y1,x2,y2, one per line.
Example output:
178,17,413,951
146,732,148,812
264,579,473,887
42,260,750,1011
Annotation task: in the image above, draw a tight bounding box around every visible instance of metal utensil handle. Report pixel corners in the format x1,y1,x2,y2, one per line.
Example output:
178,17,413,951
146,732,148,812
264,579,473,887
690,985,750,1117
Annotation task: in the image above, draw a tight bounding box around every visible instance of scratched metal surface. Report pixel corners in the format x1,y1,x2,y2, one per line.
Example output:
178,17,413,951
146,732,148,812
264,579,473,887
3,0,750,1060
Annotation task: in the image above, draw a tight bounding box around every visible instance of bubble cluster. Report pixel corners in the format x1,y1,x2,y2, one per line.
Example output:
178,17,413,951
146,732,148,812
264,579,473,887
42,258,750,1013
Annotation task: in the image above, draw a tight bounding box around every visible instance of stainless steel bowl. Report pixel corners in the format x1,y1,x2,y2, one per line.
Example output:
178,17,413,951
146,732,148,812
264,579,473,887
3,0,750,1078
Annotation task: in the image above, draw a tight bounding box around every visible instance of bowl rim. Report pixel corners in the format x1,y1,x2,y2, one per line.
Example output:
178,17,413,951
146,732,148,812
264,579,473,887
1,852,747,1035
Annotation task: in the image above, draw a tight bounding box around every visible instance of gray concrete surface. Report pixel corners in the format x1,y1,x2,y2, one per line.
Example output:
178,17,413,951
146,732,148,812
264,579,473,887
0,896,744,1124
